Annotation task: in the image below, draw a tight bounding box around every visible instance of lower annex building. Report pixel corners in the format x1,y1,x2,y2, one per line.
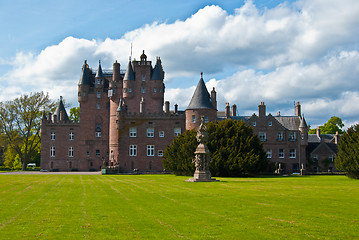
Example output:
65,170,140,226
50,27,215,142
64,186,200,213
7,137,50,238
40,51,339,173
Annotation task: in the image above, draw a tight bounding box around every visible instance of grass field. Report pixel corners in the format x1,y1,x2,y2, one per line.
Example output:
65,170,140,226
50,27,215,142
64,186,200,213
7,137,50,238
0,174,358,239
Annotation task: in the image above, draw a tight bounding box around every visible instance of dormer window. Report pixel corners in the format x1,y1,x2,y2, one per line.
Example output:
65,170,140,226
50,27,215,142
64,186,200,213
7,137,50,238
268,122,272,126
253,122,256,126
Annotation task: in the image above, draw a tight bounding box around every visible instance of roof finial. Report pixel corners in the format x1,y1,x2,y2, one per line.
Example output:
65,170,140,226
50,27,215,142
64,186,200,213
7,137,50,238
201,72,203,79
60,96,63,101
99,60,101,65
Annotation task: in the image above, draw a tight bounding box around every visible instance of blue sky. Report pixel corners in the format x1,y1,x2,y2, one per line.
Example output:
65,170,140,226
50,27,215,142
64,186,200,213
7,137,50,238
0,0,359,129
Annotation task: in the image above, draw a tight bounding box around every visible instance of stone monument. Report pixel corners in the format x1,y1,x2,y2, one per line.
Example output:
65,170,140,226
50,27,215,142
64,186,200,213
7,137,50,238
186,116,218,182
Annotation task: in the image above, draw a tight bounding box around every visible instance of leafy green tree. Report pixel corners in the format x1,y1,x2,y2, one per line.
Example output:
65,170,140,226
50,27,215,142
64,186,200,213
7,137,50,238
163,129,196,175
0,92,54,170
308,116,344,134
69,106,80,123
163,120,268,177
335,124,359,179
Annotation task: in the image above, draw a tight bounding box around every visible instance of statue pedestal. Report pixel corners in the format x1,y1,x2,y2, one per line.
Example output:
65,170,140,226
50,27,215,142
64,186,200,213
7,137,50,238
186,170,218,182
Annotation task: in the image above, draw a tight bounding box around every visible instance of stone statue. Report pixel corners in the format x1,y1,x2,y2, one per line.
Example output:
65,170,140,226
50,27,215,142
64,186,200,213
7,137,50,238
186,116,218,182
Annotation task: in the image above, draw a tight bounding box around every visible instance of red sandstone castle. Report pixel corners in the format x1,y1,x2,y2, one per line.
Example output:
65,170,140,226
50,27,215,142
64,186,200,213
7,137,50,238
40,51,338,173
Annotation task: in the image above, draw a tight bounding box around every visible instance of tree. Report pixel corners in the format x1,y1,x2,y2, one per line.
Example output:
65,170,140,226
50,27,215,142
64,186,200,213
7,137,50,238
308,116,344,134
335,124,359,179
0,92,54,170
69,106,80,123
163,120,268,177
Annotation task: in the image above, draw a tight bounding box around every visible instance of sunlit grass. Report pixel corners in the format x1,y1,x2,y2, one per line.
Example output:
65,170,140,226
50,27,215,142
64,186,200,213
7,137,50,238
0,174,358,239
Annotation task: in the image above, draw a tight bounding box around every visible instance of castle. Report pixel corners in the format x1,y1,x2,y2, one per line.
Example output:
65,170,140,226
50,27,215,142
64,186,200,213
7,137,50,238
40,51,338,173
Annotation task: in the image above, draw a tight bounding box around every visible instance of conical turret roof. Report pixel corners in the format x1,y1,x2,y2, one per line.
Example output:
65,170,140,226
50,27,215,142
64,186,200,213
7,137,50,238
151,57,164,80
95,60,104,78
79,60,90,85
187,74,215,110
299,115,308,128
123,61,135,80
53,96,69,122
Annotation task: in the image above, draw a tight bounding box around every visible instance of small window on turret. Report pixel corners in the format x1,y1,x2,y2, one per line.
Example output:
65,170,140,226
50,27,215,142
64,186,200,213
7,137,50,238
83,92,86,97
97,91,101,98
153,88,157,93
129,88,133,93
142,75,146,81
141,87,146,94
97,79,101,85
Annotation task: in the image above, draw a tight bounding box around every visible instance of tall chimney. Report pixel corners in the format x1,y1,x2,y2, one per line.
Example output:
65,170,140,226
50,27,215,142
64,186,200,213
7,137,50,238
258,102,266,117
231,104,237,117
165,101,170,114
334,131,339,144
211,87,217,110
225,103,230,118
174,104,178,114
295,102,301,116
316,126,321,138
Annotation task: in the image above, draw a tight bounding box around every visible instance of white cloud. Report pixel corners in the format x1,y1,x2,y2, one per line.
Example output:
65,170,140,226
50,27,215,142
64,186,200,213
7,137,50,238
0,0,359,128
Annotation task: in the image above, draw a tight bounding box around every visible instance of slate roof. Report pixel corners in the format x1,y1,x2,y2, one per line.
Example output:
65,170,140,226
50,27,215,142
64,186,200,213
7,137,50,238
187,77,215,110
95,61,104,78
53,96,69,122
299,116,308,128
274,116,301,130
123,61,135,80
151,58,164,80
79,60,91,85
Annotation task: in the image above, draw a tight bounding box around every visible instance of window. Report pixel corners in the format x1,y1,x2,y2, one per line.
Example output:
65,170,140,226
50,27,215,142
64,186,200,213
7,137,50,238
204,116,209,123
279,149,284,158
96,150,100,157
86,151,90,157
50,132,55,140
128,88,132,93
259,132,266,141
328,155,334,162
159,131,164,137
289,132,296,141
129,145,137,156
266,149,272,159
174,128,181,136
97,91,101,98
141,87,146,93
158,150,163,157
83,92,86,97
68,147,74,157
289,149,296,158
95,124,102,137
192,115,196,123
313,154,318,162
69,132,74,140
97,79,101,84
129,127,137,137
50,147,55,157
96,103,101,109
147,145,155,156
268,122,272,126
147,128,154,137
153,88,157,93
142,74,146,81
277,132,283,141
253,122,256,126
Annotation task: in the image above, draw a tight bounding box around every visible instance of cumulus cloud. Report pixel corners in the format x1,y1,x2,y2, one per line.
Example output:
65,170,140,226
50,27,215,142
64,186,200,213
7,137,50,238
0,0,359,128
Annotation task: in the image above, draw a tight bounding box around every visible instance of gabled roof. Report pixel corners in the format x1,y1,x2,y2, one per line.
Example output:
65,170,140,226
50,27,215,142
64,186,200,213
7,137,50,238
150,58,164,80
123,61,135,81
274,116,301,130
95,60,104,78
53,96,69,122
187,75,215,110
79,60,90,85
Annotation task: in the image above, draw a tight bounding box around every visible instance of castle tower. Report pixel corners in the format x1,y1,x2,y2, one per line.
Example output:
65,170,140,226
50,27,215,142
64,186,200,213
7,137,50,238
109,60,122,165
122,51,165,114
53,96,69,123
185,73,217,130
78,60,91,102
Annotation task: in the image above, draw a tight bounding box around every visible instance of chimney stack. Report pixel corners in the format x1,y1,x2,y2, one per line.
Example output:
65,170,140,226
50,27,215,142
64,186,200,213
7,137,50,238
174,104,178,114
211,87,217,110
225,103,230,118
295,102,301,116
165,101,170,114
316,126,321,139
258,102,266,117
231,104,237,117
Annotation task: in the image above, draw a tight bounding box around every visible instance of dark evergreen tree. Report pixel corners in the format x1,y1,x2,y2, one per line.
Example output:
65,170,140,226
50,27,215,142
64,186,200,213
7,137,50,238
163,120,268,177
336,124,359,179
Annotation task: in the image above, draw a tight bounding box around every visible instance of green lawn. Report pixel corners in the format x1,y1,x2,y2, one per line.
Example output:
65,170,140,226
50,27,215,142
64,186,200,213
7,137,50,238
0,174,358,239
